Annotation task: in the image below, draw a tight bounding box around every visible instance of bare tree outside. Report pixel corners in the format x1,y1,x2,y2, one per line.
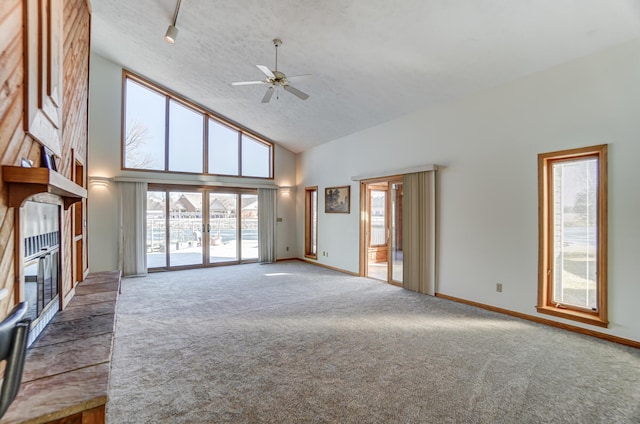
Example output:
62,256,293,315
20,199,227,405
124,120,155,169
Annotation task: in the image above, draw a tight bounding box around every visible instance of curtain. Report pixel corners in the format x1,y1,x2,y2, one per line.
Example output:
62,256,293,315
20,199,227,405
118,181,147,276
402,171,436,295
258,188,277,263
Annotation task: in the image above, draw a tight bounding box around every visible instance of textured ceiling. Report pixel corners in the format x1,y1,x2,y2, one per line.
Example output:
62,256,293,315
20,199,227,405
91,0,640,153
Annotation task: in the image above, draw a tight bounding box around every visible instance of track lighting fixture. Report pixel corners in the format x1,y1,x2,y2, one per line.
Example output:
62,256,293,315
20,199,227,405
164,0,182,44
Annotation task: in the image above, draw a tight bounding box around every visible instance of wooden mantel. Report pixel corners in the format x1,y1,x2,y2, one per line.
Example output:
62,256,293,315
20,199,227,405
2,166,87,209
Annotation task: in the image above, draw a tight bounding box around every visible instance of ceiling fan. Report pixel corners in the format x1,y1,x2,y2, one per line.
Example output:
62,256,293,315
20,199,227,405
232,39,310,103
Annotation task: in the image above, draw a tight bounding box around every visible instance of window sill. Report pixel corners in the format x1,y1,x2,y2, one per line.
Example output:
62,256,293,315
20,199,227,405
536,305,608,328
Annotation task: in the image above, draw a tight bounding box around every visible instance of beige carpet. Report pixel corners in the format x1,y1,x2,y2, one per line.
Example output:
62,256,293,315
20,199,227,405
108,261,640,423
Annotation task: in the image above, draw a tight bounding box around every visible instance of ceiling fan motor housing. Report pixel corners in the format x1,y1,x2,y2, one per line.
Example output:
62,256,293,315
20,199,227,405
231,38,310,102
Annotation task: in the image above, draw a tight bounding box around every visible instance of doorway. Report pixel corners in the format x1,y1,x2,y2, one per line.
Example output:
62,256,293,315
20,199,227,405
361,177,403,285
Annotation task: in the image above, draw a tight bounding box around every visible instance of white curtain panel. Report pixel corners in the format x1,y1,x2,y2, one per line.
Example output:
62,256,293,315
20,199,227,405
258,188,277,263
118,181,147,276
402,171,436,295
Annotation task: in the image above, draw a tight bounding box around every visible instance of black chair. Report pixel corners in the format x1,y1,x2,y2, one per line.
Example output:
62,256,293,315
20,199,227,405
0,302,30,419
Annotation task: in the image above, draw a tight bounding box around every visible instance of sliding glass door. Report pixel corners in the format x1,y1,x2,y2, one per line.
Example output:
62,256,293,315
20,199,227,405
368,187,388,280
168,192,203,267
390,181,403,283
208,193,237,264
147,191,167,269
147,187,258,270
241,194,259,261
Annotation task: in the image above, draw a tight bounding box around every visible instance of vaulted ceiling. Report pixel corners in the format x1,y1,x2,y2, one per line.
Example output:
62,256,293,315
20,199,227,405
91,0,640,153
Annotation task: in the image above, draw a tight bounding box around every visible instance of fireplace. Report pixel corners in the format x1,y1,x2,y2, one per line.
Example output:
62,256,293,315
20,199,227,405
2,165,87,346
23,200,61,346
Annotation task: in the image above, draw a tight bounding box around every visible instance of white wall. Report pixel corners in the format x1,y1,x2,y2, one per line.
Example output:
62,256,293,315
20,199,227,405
275,146,297,259
87,53,121,272
297,39,640,342
87,53,298,272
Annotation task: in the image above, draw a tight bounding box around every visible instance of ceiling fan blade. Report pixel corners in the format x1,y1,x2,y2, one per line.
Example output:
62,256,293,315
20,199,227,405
286,74,312,80
231,80,266,86
283,85,309,100
262,87,274,103
256,65,275,79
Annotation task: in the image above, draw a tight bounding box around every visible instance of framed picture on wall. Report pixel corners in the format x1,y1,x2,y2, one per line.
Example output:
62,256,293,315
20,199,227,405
325,186,350,214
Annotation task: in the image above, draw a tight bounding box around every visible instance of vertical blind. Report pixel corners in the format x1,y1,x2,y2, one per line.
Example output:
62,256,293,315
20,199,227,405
402,171,436,295
118,181,148,276
258,188,277,263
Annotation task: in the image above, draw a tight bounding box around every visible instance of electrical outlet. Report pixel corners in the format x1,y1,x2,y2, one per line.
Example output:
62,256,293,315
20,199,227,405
496,283,503,293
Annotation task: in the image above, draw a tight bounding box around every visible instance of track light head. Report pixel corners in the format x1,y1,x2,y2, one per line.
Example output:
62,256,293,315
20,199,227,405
164,24,178,44
164,0,182,44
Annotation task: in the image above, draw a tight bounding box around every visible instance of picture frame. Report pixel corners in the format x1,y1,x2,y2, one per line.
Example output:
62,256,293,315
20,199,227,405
325,186,350,214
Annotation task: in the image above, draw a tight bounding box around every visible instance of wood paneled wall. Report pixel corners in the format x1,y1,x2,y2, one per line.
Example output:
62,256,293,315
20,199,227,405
0,0,91,316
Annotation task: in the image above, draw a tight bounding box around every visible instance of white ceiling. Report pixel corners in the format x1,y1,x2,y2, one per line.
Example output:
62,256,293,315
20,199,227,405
90,0,640,153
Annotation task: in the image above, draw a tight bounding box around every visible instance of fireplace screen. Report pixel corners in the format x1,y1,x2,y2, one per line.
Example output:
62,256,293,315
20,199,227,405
23,201,60,326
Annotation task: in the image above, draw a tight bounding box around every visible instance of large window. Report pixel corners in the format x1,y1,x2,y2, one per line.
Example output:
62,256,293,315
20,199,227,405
123,79,165,170
208,118,239,176
242,134,271,178
305,187,318,259
123,72,273,178
538,144,608,327
168,100,203,173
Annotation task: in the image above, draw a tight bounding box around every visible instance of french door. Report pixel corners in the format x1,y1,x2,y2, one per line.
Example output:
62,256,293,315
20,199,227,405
361,177,403,285
146,187,258,270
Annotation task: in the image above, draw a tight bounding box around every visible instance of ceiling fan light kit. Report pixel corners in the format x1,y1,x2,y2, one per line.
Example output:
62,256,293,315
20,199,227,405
164,0,182,44
232,38,311,103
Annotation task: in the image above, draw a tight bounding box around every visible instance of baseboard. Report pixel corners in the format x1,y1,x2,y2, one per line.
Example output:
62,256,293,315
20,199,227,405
435,293,640,350
297,258,360,276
